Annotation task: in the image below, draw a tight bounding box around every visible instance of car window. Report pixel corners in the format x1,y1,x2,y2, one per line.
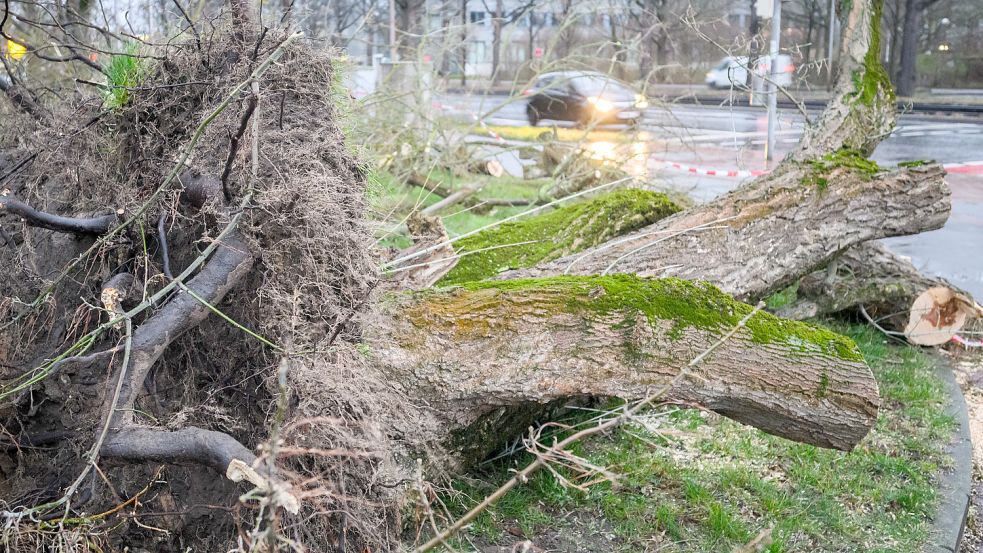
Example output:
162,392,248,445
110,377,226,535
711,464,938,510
569,75,632,96
714,59,731,70
535,76,554,89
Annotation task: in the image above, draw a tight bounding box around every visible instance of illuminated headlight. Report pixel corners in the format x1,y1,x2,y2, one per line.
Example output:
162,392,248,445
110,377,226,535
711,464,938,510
587,96,613,112
634,94,649,109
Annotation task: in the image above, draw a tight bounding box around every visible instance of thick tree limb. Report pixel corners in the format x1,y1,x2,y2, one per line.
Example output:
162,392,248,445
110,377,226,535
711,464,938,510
504,163,949,302
0,194,118,235
372,276,880,464
775,241,970,329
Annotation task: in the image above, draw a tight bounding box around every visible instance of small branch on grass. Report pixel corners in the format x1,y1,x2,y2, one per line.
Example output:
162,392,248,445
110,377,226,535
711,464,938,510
0,194,118,235
410,302,766,552
420,185,481,215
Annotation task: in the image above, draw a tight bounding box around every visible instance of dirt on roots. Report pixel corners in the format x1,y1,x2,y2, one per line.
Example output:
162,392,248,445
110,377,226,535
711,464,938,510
0,26,430,551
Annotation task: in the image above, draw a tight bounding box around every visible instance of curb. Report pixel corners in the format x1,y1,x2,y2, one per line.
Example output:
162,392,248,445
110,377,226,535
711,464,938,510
924,355,973,553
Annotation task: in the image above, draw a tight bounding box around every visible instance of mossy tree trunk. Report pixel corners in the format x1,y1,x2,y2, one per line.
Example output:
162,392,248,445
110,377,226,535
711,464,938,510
370,276,879,467
498,162,949,302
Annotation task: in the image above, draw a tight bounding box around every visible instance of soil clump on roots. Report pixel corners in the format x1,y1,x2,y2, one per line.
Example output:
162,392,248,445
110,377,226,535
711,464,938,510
0,26,424,551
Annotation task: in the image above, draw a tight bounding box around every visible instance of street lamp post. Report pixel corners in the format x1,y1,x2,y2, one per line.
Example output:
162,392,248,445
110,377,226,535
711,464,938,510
766,0,782,161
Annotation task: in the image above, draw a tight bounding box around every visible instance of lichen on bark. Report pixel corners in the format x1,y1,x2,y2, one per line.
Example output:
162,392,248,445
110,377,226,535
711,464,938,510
437,189,681,286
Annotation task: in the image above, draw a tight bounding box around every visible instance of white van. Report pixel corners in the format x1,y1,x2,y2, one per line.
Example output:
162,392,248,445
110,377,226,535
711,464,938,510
705,55,794,89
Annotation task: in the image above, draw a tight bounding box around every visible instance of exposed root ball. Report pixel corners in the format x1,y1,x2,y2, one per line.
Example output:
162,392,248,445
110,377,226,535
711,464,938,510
0,27,411,551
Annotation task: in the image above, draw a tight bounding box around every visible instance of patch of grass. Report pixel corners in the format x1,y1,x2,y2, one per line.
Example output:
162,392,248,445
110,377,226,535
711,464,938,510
481,124,648,144
103,44,145,110
765,281,800,311
438,323,954,552
367,169,552,248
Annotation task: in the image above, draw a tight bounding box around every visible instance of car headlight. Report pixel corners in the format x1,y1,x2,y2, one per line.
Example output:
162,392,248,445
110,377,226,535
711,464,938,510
587,96,613,112
634,94,648,109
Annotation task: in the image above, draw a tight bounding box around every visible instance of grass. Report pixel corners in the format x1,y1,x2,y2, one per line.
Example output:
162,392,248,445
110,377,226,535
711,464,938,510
481,124,649,144
103,44,145,110
435,323,955,552
368,168,552,250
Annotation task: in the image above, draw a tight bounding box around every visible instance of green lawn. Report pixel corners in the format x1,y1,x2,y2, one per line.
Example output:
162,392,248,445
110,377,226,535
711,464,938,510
368,169,553,250
434,324,955,552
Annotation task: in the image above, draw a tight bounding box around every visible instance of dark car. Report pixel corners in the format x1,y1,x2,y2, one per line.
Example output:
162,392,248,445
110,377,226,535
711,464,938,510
523,71,647,128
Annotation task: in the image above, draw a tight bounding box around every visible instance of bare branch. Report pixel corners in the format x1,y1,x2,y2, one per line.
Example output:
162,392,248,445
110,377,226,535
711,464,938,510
0,194,117,235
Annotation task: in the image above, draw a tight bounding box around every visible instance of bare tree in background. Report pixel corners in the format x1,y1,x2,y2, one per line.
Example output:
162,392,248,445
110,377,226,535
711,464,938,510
896,0,942,95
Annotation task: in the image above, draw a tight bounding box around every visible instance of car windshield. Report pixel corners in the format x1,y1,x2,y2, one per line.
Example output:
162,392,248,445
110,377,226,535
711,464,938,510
713,59,731,70
569,75,633,97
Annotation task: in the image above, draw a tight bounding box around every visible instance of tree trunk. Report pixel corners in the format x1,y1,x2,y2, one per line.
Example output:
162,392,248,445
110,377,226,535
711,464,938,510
774,240,959,328
369,275,880,467
897,0,919,96
491,0,503,81
501,163,949,302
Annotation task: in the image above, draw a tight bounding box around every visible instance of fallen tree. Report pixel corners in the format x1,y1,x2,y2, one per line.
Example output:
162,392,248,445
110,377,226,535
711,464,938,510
500,155,950,301
371,275,879,466
0,0,961,550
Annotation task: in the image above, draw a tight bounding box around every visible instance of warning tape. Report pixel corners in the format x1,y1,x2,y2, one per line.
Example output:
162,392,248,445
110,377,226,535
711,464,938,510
653,160,768,178
654,160,983,179
943,161,983,174
952,334,983,348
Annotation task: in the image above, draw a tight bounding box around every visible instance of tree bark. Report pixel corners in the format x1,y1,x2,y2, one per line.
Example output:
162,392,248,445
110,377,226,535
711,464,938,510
896,0,937,97
0,194,118,235
774,240,958,328
500,163,949,303
370,275,880,466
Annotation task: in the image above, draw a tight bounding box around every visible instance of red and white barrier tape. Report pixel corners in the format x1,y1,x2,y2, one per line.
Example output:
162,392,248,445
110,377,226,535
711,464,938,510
952,334,983,348
654,160,983,179
943,161,983,174
653,160,769,178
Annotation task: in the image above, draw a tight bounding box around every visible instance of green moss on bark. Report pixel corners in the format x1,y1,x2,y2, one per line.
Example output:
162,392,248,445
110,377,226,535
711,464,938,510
802,148,882,188
452,275,865,363
898,160,931,168
437,189,681,286
851,0,895,107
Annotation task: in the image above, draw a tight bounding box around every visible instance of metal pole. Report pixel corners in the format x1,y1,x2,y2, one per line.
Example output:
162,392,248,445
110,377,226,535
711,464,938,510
389,0,398,61
827,0,836,89
766,0,782,161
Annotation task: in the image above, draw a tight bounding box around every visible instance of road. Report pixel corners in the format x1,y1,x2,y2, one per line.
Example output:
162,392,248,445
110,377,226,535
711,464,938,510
437,94,983,301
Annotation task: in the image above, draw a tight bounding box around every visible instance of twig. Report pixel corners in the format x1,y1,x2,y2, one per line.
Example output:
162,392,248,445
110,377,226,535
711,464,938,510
220,94,259,201
858,304,907,344
59,316,132,517
157,213,173,280
411,301,766,552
